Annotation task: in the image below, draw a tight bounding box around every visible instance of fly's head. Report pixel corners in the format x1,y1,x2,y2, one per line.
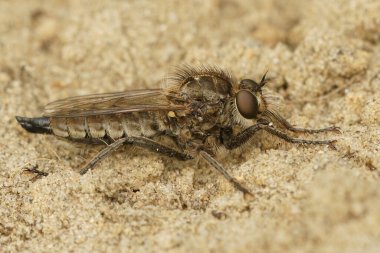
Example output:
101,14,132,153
233,72,270,124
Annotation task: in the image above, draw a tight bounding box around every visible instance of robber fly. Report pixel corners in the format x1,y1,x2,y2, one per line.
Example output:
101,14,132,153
16,66,339,197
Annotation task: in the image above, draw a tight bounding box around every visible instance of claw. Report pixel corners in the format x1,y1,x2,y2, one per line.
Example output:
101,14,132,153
329,126,342,134
328,140,338,150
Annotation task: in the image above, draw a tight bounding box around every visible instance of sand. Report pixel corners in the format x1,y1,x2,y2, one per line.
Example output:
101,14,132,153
1,0,379,252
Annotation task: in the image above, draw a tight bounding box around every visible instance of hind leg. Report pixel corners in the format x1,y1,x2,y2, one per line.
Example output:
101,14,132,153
80,137,193,175
80,137,130,174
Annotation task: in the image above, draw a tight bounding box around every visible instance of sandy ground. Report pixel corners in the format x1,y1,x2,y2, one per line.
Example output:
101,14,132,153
1,0,379,252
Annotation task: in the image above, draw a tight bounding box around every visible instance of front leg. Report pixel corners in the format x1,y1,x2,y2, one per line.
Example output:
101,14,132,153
222,122,336,150
266,110,340,134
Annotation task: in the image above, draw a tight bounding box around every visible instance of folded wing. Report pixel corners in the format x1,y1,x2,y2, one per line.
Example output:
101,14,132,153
43,89,186,117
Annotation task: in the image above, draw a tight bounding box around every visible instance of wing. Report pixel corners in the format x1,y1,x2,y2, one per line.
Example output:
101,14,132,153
43,88,186,117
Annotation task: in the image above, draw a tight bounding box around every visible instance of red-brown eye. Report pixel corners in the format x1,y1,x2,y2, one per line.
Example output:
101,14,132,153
236,90,259,119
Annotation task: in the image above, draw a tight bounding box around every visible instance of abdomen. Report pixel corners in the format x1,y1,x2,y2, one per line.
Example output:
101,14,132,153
52,112,168,140
17,111,169,141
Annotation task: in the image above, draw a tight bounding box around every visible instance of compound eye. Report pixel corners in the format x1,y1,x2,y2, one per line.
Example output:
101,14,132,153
236,90,259,119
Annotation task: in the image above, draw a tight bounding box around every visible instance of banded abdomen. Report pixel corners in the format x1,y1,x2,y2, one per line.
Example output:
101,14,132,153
16,111,170,141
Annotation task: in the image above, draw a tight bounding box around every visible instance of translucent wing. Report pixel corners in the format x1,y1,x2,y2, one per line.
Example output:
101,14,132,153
43,88,185,117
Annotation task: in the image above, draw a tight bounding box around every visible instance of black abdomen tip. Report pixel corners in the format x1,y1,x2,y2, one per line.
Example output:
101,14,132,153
16,116,52,134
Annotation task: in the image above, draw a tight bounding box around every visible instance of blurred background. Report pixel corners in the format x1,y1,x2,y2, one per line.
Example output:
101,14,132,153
1,0,379,252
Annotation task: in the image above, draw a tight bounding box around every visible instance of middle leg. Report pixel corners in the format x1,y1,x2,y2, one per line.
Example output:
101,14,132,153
263,126,337,149
200,150,253,197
